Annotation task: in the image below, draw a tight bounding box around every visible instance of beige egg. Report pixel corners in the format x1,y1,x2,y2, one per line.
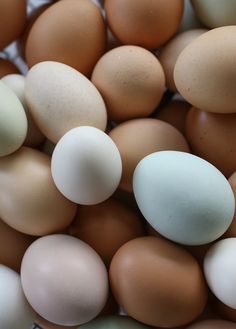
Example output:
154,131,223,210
0,147,77,236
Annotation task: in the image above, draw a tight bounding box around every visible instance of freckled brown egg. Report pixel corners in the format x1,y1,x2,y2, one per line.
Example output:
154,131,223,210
109,118,189,192
91,46,165,122
0,59,20,78
0,0,27,50
224,172,236,238
104,0,184,49
25,0,107,76
186,107,236,177
70,198,145,266
0,147,77,236
110,236,208,327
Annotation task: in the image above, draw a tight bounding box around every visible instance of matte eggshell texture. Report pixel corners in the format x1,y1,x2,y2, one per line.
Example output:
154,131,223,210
174,26,236,114
133,151,235,245
0,80,27,156
80,315,151,328
186,319,236,328
21,234,109,326
51,127,122,205
25,61,107,143
0,265,35,329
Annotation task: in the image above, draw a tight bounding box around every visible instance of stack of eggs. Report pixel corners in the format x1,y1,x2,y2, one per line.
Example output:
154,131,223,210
1,0,236,328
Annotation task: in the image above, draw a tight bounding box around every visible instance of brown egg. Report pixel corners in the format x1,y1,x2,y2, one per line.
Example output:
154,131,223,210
159,29,207,91
26,0,106,76
214,298,236,322
104,0,184,49
155,100,191,134
186,107,236,177
109,236,208,327
186,319,236,329
70,198,145,266
109,118,190,192
35,316,77,329
224,172,236,237
91,46,165,122
0,219,34,272
0,147,77,236
0,0,27,50
0,59,20,78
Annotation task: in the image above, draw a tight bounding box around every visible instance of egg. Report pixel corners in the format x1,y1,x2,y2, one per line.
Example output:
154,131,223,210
21,234,109,326
25,0,106,76
0,58,20,78
191,0,236,28
133,151,235,245
186,107,236,177
0,0,27,50
35,315,77,329
0,265,36,329
70,198,145,266
178,0,203,32
159,29,207,91
109,118,189,192
25,61,107,143
225,172,236,238
2,74,45,147
91,46,165,122
104,0,184,49
174,26,236,114
186,319,236,329
80,315,151,328
214,298,236,323
110,236,208,327
51,127,122,205
0,80,27,156
0,147,77,236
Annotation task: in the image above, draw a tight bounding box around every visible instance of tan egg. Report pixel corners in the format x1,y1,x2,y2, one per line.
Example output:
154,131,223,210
70,198,145,266
224,172,236,238
0,59,20,78
104,0,184,49
109,118,189,192
0,219,34,272
186,107,236,177
0,147,77,236
0,0,27,50
186,319,236,329
174,26,236,114
159,29,207,91
110,236,208,327
26,0,106,76
156,100,191,134
35,315,77,329
92,46,165,122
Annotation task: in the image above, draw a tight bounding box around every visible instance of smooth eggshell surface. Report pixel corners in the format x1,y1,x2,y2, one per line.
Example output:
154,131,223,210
80,315,151,328
21,234,109,326
110,236,208,327
174,26,236,114
186,319,236,329
133,151,235,245
51,127,122,205
25,61,107,143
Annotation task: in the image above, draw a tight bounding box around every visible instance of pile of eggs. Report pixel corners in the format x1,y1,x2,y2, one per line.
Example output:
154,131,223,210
1,0,236,328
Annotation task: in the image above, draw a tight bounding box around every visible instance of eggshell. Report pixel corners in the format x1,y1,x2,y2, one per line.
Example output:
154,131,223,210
159,29,207,91
70,198,145,266
91,46,165,122
35,315,77,329
80,315,151,328
0,265,36,329
0,0,27,50
2,74,45,147
204,238,236,309
26,0,106,76
191,0,236,28
0,147,77,236
109,118,189,192
110,236,208,327
174,26,236,114
214,298,236,322
25,61,107,143
186,107,236,177
21,234,109,326
133,151,235,245
104,0,184,49
0,80,27,156
186,319,236,329
178,0,203,32
51,127,122,205
225,173,236,238
0,58,20,78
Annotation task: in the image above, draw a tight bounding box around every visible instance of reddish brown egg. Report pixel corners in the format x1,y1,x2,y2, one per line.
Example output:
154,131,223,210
0,59,20,78
110,236,208,327
224,172,236,238
186,107,236,177
70,198,145,266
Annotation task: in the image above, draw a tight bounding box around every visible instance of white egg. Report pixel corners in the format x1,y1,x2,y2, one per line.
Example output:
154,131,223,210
0,265,36,329
51,126,122,205
133,151,235,245
204,238,236,309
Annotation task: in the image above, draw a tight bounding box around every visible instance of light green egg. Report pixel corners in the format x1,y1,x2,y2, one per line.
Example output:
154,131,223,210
80,316,152,329
0,80,27,156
